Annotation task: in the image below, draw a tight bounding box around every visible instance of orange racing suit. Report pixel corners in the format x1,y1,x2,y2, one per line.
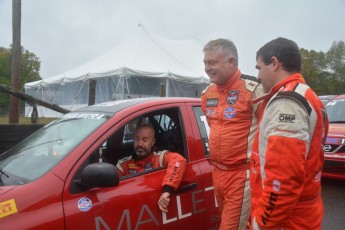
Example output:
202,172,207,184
250,73,329,229
201,69,262,229
116,150,187,193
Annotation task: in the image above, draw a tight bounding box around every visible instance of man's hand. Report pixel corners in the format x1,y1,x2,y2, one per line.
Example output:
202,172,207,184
158,192,171,212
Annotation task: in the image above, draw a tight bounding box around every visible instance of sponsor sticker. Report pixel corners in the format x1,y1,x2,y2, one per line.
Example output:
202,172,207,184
0,199,18,218
224,107,236,119
325,137,339,144
78,197,92,212
227,90,239,105
61,113,105,120
324,154,345,159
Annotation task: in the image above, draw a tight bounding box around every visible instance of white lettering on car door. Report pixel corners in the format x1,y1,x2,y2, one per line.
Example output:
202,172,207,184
94,186,217,229
200,115,210,139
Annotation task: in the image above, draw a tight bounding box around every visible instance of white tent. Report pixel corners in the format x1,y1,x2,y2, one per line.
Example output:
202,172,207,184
24,24,209,117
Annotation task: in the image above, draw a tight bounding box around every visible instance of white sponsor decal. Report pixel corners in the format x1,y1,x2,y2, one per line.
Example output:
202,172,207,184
62,113,105,120
324,154,345,159
272,180,281,192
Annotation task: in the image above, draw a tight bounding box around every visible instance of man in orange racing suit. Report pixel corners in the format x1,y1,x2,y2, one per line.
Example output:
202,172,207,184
116,124,187,213
250,37,328,229
201,38,263,229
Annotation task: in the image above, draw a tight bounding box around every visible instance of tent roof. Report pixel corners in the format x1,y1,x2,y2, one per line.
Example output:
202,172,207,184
26,24,209,88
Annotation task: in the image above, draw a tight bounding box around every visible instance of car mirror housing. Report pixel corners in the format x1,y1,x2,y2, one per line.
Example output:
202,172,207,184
81,162,119,188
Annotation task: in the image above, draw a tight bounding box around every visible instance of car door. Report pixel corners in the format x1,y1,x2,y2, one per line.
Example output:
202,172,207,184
62,103,206,229
185,103,221,229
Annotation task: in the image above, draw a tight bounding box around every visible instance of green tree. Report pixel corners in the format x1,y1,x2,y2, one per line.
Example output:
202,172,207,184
0,46,41,115
301,40,345,95
326,41,345,94
301,48,327,94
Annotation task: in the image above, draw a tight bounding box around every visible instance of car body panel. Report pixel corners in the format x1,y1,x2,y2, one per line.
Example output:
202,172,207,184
0,97,219,229
0,172,65,229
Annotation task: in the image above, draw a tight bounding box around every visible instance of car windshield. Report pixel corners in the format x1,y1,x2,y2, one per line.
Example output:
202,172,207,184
0,112,109,186
326,98,345,123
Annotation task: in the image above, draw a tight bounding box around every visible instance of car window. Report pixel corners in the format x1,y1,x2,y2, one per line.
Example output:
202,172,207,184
103,108,185,165
192,106,210,156
326,98,345,123
70,107,186,192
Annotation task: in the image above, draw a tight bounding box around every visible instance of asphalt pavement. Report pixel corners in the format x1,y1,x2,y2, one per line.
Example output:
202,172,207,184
322,178,345,230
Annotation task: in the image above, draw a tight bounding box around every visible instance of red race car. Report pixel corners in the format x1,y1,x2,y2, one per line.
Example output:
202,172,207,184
0,98,220,229
323,94,345,180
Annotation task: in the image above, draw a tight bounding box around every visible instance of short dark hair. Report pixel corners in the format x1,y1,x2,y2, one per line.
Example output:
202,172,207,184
256,37,301,73
135,124,155,136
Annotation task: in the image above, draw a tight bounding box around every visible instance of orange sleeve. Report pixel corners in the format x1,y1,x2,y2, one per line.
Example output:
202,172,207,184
161,151,187,192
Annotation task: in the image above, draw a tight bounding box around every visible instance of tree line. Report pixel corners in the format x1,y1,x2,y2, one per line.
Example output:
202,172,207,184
301,41,345,95
0,41,344,114
0,46,40,114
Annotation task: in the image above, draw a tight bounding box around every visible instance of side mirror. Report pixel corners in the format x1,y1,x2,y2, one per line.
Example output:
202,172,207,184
81,162,119,188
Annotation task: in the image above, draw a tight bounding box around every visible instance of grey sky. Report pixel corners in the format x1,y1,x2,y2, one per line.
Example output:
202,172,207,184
0,0,344,78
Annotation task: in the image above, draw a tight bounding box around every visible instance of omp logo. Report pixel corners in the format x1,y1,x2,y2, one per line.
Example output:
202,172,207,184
0,199,18,218
323,145,332,152
278,114,296,123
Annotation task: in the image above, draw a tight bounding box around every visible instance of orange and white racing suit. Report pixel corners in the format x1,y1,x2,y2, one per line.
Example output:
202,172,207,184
201,69,262,229
116,150,187,193
250,73,329,229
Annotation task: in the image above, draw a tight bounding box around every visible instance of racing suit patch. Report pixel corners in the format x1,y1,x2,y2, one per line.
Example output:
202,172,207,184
272,180,281,192
206,109,216,117
206,98,219,107
224,107,236,119
227,90,239,105
144,163,153,171
128,163,138,174
278,113,296,123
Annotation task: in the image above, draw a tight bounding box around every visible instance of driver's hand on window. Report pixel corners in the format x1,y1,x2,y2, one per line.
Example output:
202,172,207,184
158,192,170,213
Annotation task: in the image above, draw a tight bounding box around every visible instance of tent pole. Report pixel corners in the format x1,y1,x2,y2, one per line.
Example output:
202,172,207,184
88,79,96,105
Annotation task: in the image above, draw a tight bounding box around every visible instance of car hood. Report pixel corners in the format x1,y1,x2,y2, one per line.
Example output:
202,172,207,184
328,123,345,137
0,186,16,196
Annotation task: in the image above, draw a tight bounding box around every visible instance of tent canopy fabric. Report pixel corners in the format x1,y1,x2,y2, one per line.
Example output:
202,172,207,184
24,24,209,117
26,24,209,87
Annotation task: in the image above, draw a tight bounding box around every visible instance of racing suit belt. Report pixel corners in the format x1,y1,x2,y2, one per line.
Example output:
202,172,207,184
209,160,249,171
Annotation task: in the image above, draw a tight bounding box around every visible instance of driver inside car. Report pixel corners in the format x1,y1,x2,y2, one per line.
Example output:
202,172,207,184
115,124,187,212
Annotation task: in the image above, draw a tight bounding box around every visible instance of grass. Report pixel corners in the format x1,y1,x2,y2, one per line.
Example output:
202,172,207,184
0,116,55,125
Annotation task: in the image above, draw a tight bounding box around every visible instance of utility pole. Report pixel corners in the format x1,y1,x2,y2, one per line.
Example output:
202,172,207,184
9,0,21,123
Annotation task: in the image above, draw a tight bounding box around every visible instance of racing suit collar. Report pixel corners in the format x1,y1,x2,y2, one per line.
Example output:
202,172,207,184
216,69,242,92
253,73,305,104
